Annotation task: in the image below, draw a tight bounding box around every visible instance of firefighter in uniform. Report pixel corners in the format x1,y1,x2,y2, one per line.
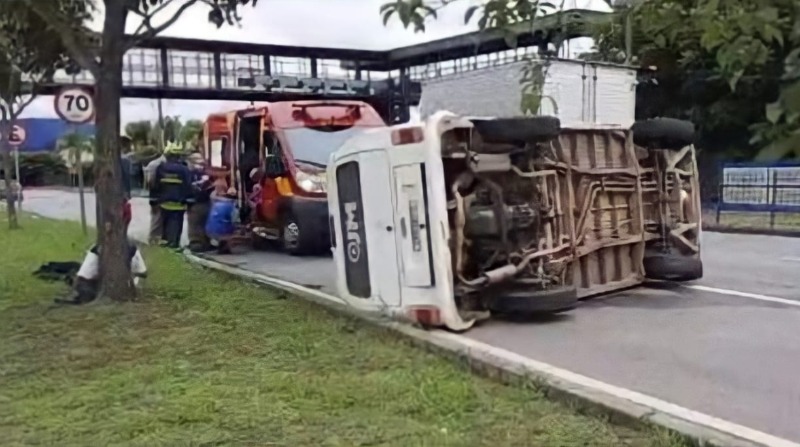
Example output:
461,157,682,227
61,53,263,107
150,142,194,248
186,152,213,252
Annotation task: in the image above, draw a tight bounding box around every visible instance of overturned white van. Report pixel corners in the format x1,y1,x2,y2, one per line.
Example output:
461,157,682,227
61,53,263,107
327,112,702,331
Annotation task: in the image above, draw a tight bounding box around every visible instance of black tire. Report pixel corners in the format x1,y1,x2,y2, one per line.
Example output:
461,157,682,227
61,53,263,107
252,234,276,251
471,116,561,145
280,213,317,256
643,253,703,281
488,285,578,314
632,118,695,150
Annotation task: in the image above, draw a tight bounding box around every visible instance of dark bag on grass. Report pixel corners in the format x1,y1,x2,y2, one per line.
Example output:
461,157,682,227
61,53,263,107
33,262,81,285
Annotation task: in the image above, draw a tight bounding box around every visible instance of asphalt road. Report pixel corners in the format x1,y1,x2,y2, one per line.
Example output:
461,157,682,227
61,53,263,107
22,188,800,442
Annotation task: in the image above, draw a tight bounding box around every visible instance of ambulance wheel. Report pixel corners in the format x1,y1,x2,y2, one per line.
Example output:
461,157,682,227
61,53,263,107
632,118,695,150
252,235,275,251
471,116,561,145
281,213,315,256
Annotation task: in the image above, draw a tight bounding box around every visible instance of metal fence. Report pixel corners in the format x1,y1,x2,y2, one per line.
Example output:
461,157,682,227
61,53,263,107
716,162,800,228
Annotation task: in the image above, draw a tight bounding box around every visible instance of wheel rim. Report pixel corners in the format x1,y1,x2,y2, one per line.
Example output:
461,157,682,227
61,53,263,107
283,221,300,249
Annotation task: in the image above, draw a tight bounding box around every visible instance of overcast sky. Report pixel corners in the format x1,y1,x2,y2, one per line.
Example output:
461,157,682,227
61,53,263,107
20,0,610,127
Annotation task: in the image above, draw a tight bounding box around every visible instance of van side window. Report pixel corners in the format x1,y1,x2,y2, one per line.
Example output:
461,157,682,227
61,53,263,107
210,137,228,168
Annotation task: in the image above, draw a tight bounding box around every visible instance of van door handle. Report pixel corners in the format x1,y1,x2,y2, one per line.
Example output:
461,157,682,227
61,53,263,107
400,217,407,238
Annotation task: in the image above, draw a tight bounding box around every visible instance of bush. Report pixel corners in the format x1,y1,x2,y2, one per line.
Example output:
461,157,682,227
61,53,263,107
132,145,161,164
18,153,67,186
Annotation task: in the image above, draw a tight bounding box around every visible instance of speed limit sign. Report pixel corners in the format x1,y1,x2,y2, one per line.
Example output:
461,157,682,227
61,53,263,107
0,124,25,146
54,87,95,124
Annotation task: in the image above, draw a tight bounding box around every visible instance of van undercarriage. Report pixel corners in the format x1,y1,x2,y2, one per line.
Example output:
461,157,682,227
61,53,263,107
440,117,702,320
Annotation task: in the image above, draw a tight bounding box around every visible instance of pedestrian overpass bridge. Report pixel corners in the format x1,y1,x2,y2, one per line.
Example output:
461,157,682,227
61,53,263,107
35,9,610,123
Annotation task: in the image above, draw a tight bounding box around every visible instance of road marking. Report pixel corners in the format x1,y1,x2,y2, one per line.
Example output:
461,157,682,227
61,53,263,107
686,284,800,307
442,333,800,447
781,257,800,263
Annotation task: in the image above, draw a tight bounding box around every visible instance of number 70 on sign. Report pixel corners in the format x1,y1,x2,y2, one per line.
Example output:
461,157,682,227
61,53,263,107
54,87,95,124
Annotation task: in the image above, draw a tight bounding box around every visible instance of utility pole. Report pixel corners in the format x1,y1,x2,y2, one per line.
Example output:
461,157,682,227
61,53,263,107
157,96,165,151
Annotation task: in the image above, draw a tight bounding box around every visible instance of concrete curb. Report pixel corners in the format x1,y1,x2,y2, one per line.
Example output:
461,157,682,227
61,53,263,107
185,252,800,447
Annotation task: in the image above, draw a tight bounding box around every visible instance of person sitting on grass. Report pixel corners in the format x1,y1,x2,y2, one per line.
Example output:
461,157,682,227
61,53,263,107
205,186,240,255
56,212,147,305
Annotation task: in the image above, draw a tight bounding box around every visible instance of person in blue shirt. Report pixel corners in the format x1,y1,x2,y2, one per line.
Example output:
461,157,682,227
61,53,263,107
205,186,239,254
150,142,194,248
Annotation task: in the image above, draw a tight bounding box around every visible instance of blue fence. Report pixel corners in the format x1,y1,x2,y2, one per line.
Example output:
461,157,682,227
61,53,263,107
716,161,800,227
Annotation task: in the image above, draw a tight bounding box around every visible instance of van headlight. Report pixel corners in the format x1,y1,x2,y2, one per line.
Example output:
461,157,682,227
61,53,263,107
296,170,327,193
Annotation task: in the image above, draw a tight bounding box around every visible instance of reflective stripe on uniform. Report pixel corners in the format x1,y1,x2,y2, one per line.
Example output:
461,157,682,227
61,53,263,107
160,202,186,211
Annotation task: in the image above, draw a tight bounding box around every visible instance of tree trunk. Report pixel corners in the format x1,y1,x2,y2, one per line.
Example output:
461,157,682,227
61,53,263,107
95,0,135,301
0,120,19,230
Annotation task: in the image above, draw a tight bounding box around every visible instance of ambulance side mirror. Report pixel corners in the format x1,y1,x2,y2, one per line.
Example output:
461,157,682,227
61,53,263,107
264,154,287,178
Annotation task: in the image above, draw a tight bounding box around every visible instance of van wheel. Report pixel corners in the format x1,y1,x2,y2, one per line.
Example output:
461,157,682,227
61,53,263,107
471,116,561,145
488,285,578,315
632,118,695,150
281,214,314,256
643,252,703,281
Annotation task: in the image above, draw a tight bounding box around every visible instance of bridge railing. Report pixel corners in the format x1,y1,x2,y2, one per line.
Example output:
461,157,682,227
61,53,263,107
715,161,800,230
45,48,390,93
407,46,541,81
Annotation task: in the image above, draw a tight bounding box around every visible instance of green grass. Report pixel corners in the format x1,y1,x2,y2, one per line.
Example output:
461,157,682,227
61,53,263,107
0,213,689,447
703,209,800,232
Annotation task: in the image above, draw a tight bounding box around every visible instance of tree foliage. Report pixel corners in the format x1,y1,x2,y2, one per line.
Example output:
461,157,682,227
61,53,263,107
0,1,86,80
58,132,95,168
124,119,155,148
381,0,797,160
587,0,799,160
124,116,202,150
381,0,570,47
0,0,86,229
180,119,203,149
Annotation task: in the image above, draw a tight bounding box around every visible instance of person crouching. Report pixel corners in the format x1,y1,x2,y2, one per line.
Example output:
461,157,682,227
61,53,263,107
58,211,147,304
205,187,240,254
65,241,148,304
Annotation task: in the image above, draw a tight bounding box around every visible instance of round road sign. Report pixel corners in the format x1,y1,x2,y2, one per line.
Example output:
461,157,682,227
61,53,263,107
0,125,26,147
54,87,95,124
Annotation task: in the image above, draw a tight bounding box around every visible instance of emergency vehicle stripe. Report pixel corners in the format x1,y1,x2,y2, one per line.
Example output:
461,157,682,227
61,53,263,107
276,177,293,196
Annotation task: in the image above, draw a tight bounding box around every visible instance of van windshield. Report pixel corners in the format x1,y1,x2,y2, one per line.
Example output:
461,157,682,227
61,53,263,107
282,126,367,167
